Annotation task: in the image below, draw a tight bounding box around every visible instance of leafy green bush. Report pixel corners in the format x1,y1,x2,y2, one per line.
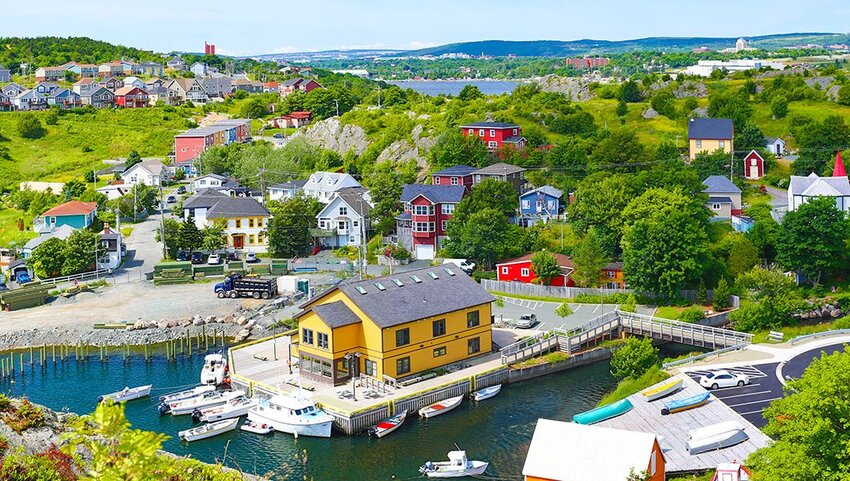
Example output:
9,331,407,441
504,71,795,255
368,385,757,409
598,365,670,406
609,337,660,380
4,399,45,433
472,270,496,282
678,306,706,323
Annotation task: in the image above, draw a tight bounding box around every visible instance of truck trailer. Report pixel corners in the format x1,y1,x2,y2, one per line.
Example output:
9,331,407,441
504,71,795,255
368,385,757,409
214,274,278,299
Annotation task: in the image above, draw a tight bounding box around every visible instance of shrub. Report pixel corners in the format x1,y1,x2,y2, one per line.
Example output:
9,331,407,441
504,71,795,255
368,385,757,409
4,399,46,433
609,337,660,380
16,113,47,139
598,365,670,406
678,306,706,323
472,270,496,282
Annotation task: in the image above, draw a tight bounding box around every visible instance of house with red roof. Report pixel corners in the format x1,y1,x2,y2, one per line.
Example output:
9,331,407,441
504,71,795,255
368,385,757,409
34,201,98,234
496,252,625,289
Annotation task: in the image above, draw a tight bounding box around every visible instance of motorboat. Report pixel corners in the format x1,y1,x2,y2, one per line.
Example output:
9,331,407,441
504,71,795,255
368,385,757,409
246,392,334,438
367,410,408,438
200,353,227,386
99,384,152,403
192,395,257,423
419,396,464,419
159,385,216,404
166,390,245,416
471,384,502,402
419,450,488,478
572,398,633,425
711,462,752,481
178,418,238,442
662,392,711,415
641,378,683,402
241,420,274,435
687,422,749,455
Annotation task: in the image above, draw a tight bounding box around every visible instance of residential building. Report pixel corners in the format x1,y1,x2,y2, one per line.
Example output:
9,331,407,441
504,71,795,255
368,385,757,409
98,61,126,78
183,189,271,253
522,419,665,481
293,266,495,385
114,86,149,108
2,82,25,97
268,180,307,201
268,111,312,129
173,118,251,164
67,63,99,78
688,118,734,160
263,81,280,93
122,159,169,186
22,224,75,258
138,62,164,77
764,136,785,157
472,162,527,192
0,92,11,112
166,56,187,71
167,78,209,104
314,188,371,248
396,184,466,260
34,200,98,233
518,186,564,225
47,89,82,109
496,253,626,289
232,78,263,93
788,153,850,212
12,90,48,111
145,78,165,90
431,165,476,190
73,78,101,95
301,172,363,203
0,64,10,82
460,122,526,150
190,62,208,78
742,150,766,180
565,57,610,69
34,66,67,82
34,82,59,95
200,73,232,98
80,87,115,109
280,77,323,97
192,174,229,192
122,76,146,89
97,225,124,270
145,85,170,106
96,184,127,200
102,77,123,91
703,175,743,220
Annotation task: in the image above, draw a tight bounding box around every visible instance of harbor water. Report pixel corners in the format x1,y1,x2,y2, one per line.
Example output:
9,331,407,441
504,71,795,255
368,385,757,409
386,80,520,96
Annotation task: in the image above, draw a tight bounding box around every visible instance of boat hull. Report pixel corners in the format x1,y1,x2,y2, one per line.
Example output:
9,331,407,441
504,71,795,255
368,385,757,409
642,379,683,402
573,399,633,425
179,419,238,442
419,396,464,418
368,411,407,438
422,461,489,478
241,421,274,435
197,401,257,423
99,385,152,403
662,392,711,415
247,411,333,438
160,386,215,403
688,429,749,454
472,385,502,402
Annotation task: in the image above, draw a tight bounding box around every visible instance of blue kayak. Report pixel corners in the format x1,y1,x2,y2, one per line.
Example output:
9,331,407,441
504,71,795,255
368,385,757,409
573,398,633,425
661,392,710,415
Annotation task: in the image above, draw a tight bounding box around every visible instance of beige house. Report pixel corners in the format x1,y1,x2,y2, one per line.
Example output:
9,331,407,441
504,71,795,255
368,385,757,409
688,118,734,160
703,175,742,220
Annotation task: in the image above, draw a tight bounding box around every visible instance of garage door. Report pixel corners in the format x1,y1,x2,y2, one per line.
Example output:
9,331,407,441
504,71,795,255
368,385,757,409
415,244,435,260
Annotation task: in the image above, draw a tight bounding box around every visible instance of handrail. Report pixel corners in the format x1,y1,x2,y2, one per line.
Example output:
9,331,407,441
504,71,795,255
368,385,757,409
662,344,748,368
789,329,850,345
39,268,113,286
499,332,546,356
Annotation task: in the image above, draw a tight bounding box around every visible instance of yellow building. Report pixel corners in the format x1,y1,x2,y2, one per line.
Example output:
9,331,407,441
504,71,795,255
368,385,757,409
294,266,495,385
687,118,734,160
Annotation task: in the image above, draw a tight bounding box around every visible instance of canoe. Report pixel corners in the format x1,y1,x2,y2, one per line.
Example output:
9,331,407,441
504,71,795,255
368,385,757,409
471,384,502,402
662,392,710,415
687,423,748,455
572,398,633,425
99,384,152,403
419,395,463,419
641,379,683,402
178,418,238,442
367,410,408,438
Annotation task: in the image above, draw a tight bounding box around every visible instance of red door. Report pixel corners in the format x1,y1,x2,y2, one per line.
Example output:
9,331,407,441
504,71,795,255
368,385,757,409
233,235,244,250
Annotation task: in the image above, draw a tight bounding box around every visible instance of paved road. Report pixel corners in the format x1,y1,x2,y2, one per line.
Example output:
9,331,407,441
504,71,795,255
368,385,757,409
118,213,164,277
781,342,848,379
762,185,788,209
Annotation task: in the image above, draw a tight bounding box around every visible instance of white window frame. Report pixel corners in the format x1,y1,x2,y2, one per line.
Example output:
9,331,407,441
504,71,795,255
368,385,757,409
522,199,530,209
478,129,485,136
719,140,725,148
488,141,498,149
468,129,474,135
441,220,448,231
434,176,440,184
521,268,530,277
695,139,702,149
513,128,518,135
489,129,496,137
441,204,455,215
501,267,508,274
712,203,722,210
339,206,348,216
451,176,458,185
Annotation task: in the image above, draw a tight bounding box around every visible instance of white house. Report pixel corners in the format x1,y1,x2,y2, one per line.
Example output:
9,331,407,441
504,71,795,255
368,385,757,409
122,159,169,187
193,174,228,192
764,137,785,157
315,188,371,248
21,224,75,258
97,226,124,270
96,184,128,200
123,76,146,89
302,172,362,203
788,173,850,212
269,180,307,201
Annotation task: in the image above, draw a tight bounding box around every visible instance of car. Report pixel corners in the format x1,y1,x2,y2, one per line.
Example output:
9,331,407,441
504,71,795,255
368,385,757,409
190,252,205,264
225,252,239,263
245,252,260,263
699,370,750,390
176,251,190,262
515,314,538,329
207,254,222,265
273,133,284,139
166,195,176,203
0,283,7,292
176,186,186,194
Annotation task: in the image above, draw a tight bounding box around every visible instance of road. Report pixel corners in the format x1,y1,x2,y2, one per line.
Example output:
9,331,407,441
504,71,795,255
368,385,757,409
117,214,163,277
762,184,788,209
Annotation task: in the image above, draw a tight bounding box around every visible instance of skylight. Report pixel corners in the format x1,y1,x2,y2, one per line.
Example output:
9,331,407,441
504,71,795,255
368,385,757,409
374,282,386,291
356,286,367,295
443,267,456,276
392,279,404,287
410,275,422,283
428,271,439,279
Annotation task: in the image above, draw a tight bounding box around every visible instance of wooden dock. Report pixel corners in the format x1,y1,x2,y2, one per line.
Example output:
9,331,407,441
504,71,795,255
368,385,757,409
597,374,771,473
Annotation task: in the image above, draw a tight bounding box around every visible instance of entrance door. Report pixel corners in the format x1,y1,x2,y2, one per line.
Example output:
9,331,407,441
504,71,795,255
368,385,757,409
233,235,245,250
749,165,759,179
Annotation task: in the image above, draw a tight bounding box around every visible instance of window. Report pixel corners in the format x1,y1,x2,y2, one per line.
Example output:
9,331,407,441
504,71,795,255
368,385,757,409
414,205,434,215
501,267,508,274
349,236,356,242
258,232,265,244
468,337,481,354
607,271,615,278
468,128,474,135
650,452,657,475
248,234,256,244
432,319,446,337
478,129,484,136
414,222,433,232
433,346,447,358
317,332,329,349
489,129,496,137
513,128,518,135
718,140,725,148
467,310,480,328
248,218,255,228
695,139,702,149
199,179,207,185
301,328,314,345
364,359,377,377
474,174,481,184
339,206,348,216
434,176,440,184
712,203,722,211
441,204,455,215
396,328,410,347
451,176,459,185
488,141,498,149
235,219,242,228
338,221,347,230
521,268,530,277
521,199,530,209
396,357,411,375
429,221,435,232
441,220,448,231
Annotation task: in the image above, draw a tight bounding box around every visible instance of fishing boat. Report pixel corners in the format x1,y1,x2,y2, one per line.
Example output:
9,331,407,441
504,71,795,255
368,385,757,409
246,392,334,438
711,462,752,481
240,420,274,435
192,395,258,423
200,353,227,386
687,422,749,455
641,378,683,402
159,385,216,404
167,390,245,416
367,410,408,438
99,384,152,403
178,418,238,442
471,384,502,402
419,451,489,478
572,398,633,425
419,395,464,419
661,392,711,415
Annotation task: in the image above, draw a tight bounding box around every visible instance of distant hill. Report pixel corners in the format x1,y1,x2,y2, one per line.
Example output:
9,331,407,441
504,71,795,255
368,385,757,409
0,36,165,72
249,49,404,62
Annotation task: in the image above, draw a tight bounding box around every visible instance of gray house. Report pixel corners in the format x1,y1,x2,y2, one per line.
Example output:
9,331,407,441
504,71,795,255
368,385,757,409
702,175,742,221
80,87,115,109
200,74,232,98
0,64,10,83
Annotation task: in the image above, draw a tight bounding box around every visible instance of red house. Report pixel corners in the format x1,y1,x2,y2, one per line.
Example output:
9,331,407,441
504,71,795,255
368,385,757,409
460,122,526,150
280,78,323,97
174,128,216,163
114,86,149,108
396,184,466,260
431,165,477,190
496,253,626,289
743,150,765,180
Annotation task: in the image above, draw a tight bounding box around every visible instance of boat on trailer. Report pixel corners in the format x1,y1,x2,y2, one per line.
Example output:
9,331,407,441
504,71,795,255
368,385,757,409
419,450,488,478
99,384,152,403
471,384,502,402
572,398,633,425
662,392,711,415
641,378,683,402
159,385,216,404
419,396,464,419
367,410,408,438
687,422,749,455
178,418,238,442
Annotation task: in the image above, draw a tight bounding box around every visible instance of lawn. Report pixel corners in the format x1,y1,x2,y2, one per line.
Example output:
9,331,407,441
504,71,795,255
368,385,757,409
0,208,36,248
750,318,848,344
654,306,683,320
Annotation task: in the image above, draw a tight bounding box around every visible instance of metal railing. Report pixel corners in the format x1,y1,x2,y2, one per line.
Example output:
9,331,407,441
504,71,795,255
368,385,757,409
662,344,748,369
790,329,850,345
620,312,752,349
39,268,113,287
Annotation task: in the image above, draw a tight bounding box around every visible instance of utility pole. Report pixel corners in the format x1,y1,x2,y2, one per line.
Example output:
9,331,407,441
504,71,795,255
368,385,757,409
730,150,734,182
158,179,168,260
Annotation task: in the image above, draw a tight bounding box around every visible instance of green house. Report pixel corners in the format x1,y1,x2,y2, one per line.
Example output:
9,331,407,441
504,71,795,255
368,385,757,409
35,200,98,233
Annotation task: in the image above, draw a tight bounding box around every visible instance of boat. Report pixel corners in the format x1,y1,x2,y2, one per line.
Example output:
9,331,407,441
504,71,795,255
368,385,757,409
662,392,711,415
178,418,238,442
418,450,489,478
687,422,749,455
641,379,683,402
572,398,633,425
200,353,227,386
99,384,152,403
367,410,408,438
711,462,752,481
246,392,334,438
159,385,216,404
166,390,245,416
471,384,502,402
240,420,274,435
192,395,257,423
419,396,464,419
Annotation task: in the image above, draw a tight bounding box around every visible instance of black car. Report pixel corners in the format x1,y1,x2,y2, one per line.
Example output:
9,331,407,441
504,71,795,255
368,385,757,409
191,252,205,264
166,195,176,203
176,251,190,262
176,186,186,194
226,252,239,263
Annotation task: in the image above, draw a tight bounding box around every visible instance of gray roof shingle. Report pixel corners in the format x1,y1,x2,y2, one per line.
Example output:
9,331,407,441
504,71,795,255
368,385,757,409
206,197,270,219
688,118,734,140
707,196,733,204
310,301,362,328
400,184,465,203
432,165,477,177
460,121,520,129
473,162,526,176
702,175,741,194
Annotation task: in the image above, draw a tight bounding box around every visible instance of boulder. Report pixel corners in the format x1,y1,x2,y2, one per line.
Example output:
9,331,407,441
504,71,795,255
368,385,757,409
157,320,169,330
133,320,147,330
246,319,257,329
205,315,216,324
180,319,192,327
641,108,659,119
234,328,251,343
535,75,595,101
290,117,369,156
192,317,205,326
235,316,248,326
831,308,842,318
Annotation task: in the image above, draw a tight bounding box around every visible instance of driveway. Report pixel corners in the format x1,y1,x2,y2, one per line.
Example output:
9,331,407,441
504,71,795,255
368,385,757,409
492,298,619,332
117,214,163,277
762,185,788,209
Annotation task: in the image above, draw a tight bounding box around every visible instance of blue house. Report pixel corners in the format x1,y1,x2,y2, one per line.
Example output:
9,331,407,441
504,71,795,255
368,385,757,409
35,200,98,234
519,185,564,225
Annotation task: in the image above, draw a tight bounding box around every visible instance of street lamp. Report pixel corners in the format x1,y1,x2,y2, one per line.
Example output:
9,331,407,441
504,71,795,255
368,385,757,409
344,352,362,401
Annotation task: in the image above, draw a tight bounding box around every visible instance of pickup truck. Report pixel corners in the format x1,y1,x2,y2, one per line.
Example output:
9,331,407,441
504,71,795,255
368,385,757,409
441,258,476,274
214,274,278,299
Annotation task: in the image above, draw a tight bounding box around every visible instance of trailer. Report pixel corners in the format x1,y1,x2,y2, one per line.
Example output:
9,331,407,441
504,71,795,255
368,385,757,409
214,274,278,299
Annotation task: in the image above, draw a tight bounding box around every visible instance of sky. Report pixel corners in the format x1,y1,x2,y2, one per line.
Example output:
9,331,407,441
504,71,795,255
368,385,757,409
4,0,849,56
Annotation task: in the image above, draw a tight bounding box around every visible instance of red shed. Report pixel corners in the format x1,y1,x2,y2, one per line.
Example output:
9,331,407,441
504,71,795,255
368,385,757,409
743,150,765,180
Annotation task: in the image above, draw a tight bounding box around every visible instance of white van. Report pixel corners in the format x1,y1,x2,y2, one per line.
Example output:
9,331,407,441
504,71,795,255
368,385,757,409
441,258,475,273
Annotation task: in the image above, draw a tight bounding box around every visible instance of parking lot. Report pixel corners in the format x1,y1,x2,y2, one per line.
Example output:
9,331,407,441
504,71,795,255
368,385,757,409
492,298,621,332
686,364,780,429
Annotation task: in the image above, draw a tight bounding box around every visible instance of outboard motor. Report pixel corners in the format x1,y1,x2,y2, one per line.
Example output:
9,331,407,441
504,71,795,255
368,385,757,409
157,402,171,416
191,408,202,423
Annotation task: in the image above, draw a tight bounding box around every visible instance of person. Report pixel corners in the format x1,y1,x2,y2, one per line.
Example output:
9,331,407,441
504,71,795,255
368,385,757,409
286,358,292,375
73,278,78,288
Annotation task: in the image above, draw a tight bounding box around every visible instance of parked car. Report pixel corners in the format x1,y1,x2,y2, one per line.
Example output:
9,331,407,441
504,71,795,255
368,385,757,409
207,254,222,265
176,251,190,262
176,186,186,194
273,133,284,139
515,314,538,329
166,195,176,203
442,258,475,274
245,252,260,263
699,370,750,390
190,252,205,264
225,252,239,264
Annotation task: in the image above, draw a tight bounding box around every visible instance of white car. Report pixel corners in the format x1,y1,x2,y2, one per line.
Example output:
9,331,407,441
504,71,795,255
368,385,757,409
515,314,538,329
699,370,750,390
207,254,222,265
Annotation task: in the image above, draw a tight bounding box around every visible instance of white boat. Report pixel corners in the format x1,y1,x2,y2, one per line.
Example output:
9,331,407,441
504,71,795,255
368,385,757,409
178,418,238,442
192,395,257,423
200,353,227,386
168,390,245,416
159,385,216,404
99,384,152,403
688,422,749,455
367,410,408,438
688,421,744,440
246,392,334,438
240,420,274,435
419,451,489,478
419,395,463,419
641,378,683,402
471,384,502,402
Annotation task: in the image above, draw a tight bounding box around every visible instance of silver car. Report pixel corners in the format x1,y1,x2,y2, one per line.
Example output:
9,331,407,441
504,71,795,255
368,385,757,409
515,314,537,329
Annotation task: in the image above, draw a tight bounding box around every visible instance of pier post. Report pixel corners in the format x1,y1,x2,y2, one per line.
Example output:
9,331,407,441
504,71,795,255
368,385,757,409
9,353,13,375
19,354,23,376
29,347,33,367
52,345,55,365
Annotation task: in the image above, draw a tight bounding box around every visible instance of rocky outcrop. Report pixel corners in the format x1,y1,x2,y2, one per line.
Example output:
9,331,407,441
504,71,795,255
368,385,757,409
641,108,659,119
534,75,595,101
827,85,841,102
805,76,834,90
673,81,708,99
290,117,370,156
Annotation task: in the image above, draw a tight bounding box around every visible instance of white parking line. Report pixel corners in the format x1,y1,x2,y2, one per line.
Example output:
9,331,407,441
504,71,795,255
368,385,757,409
572,305,582,312
592,305,601,313
739,409,767,416
728,397,782,408
714,390,772,400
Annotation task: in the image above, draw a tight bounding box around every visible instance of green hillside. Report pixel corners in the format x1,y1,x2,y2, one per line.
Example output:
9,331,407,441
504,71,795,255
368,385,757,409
0,36,167,74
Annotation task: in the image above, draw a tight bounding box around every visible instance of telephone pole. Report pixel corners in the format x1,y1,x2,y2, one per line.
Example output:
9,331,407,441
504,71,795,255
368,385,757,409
158,179,168,260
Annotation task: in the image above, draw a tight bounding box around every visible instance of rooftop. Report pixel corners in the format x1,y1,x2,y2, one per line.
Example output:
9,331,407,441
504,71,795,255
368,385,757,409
789,173,850,197
473,162,526,176
702,175,742,194
206,197,271,219
522,185,564,198
432,165,477,177
310,301,362,328
41,200,97,217
400,184,465,203
460,121,521,129
688,118,734,140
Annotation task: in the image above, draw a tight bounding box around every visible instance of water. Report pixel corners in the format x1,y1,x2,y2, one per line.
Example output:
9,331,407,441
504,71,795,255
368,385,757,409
1,352,616,480
385,80,520,96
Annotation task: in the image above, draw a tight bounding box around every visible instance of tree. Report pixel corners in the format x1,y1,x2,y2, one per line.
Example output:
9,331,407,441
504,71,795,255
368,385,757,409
615,100,628,117
428,130,489,171
794,116,850,175
172,168,185,181
16,113,46,139
726,236,760,278
451,178,517,223
729,266,804,331
84,170,97,183
776,197,850,285
735,120,766,155
650,90,676,118
30,237,66,278
124,150,142,169
609,337,659,380
568,173,640,255
620,294,638,313
62,229,98,275
771,95,789,119
177,217,204,253
707,90,753,127
588,129,645,172
443,208,526,269
202,219,227,253
267,195,323,258
531,251,561,285
837,84,850,106
457,85,483,101
555,301,574,319
155,218,181,259
571,228,608,287
365,161,415,235
619,80,641,103
239,97,267,118
691,150,731,179
61,179,87,201
712,277,731,311
746,204,780,263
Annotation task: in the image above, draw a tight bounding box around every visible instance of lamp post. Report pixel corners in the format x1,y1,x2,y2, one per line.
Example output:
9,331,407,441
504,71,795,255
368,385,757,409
344,352,362,401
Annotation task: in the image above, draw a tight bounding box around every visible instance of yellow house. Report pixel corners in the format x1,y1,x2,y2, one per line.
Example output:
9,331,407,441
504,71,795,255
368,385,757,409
294,266,495,385
204,196,271,254
688,118,734,160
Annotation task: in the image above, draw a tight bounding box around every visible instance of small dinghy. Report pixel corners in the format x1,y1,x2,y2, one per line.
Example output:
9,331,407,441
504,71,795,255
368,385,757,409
192,395,257,423
99,384,152,403
419,395,463,419
471,384,502,402
641,378,683,402
572,398,633,425
687,421,748,455
662,392,710,415
240,420,274,435
367,410,408,438
419,450,488,478
159,385,215,404
178,418,238,442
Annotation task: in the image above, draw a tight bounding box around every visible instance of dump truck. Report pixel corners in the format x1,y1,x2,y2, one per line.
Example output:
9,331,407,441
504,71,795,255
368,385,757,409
214,274,278,299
